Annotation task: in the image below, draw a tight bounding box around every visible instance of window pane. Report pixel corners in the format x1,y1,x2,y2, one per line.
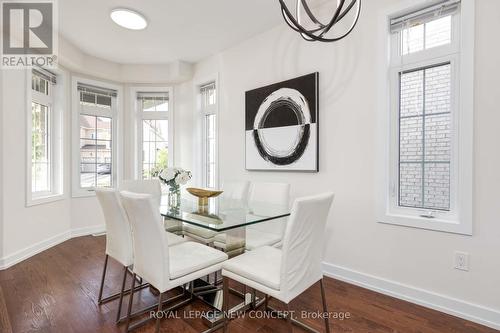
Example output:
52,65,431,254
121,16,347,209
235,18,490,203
424,114,451,161
400,70,423,117
425,16,451,50
398,63,452,211
401,24,424,55
32,102,50,193
142,119,168,179
401,15,452,55
140,97,168,112
97,117,112,140
425,64,451,115
400,117,423,162
399,163,423,208
424,163,450,210
79,115,113,188
80,115,97,139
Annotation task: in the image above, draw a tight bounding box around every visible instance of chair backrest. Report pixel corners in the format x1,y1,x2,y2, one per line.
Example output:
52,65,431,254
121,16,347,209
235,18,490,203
221,181,250,202
95,188,134,267
248,182,290,234
119,191,170,290
121,179,162,207
280,192,334,303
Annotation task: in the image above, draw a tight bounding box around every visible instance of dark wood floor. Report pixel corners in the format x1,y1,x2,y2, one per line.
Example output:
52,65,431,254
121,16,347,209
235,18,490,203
0,236,496,333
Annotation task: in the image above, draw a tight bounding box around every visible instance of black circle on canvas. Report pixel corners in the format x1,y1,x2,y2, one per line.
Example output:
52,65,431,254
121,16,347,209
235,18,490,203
252,88,311,166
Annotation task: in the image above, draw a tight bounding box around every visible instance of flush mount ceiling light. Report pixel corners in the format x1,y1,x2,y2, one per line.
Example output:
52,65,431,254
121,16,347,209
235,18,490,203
279,0,361,42
110,8,147,30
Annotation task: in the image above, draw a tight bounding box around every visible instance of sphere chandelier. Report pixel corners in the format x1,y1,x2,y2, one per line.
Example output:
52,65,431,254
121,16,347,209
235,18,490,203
278,0,361,42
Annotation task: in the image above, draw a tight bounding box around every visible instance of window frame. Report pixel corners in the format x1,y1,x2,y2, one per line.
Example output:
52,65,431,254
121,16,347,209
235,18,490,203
130,86,174,180
71,76,123,197
377,0,474,235
198,79,219,189
26,68,64,206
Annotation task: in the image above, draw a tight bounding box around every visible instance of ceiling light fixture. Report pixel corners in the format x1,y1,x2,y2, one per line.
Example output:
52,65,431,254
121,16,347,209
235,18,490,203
279,0,361,42
110,8,147,30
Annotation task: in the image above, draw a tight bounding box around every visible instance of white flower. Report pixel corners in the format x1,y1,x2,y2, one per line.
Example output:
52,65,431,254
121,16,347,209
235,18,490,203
160,168,176,181
175,171,191,185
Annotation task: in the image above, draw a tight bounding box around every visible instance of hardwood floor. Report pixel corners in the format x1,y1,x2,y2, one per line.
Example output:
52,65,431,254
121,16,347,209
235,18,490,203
0,236,496,333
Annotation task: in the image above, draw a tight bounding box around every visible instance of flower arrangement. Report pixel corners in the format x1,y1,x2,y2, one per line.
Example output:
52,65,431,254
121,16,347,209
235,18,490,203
159,167,192,193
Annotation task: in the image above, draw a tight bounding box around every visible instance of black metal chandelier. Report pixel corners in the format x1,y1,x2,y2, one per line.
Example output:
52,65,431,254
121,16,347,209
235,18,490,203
279,0,361,42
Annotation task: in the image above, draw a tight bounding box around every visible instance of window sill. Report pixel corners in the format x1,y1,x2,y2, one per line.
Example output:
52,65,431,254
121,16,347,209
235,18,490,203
377,212,472,235
26,193,66,207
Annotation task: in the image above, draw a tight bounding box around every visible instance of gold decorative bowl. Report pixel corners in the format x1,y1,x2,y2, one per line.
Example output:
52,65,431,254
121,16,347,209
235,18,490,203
186,188,223,207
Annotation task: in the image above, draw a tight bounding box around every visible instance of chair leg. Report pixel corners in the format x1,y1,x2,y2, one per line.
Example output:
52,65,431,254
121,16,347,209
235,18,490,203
285,303,293,333
97,254,109,304
155,292,164,333
264,294,269,311
125,273,137,332
223,276,229,333
320,279,330,333
115,265,128,323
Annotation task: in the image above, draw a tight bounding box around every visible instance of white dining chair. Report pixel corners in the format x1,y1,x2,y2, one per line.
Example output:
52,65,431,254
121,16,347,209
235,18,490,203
95,188,186,323
120,191,229,333
121,179,183,235
183,181,250,247
214,182,290,252
221,192,335,333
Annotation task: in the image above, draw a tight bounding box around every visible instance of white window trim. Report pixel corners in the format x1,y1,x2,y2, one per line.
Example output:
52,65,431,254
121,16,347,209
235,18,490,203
376,0,474,235
26,69,65,206
130,86,174,179
194,75,219,189
71,76,123,197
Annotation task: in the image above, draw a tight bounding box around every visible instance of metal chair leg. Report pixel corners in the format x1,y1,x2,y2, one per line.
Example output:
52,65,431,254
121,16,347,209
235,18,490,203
223,276,229,333
97,254,109,304
155,292,164,333
125,273,137,332
115,265,128,323
285,303,293,333
320,279,330,333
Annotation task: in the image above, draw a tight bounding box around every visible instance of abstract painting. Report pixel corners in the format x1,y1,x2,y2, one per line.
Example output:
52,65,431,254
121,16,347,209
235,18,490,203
245,72,319,171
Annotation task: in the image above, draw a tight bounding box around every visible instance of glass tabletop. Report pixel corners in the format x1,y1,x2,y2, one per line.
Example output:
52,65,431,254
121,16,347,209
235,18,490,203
160,195,290,232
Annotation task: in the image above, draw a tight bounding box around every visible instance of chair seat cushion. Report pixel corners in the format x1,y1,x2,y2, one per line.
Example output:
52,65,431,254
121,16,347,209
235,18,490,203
166,232,186,246
222,246,281,290
214,229,282,251
169,242,228,279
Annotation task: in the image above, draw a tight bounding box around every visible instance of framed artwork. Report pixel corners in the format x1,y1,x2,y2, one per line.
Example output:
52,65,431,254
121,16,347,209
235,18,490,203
245,72,319,172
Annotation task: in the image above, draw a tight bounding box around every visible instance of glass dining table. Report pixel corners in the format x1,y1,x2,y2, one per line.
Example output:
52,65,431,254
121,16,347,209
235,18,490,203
159,195,291,328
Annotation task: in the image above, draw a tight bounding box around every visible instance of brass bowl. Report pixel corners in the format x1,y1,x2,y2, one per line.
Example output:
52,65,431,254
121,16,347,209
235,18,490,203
186,188,223,206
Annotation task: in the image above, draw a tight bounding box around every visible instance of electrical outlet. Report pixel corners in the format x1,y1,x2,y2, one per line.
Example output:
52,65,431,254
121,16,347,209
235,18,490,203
454,251,469,271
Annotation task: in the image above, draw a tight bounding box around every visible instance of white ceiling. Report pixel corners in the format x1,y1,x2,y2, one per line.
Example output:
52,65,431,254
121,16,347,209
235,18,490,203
59,0,284,65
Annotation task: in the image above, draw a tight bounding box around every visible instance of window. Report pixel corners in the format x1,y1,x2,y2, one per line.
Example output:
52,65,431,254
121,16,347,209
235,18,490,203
75,82,118,193
200,82,217,188
378,0,474,234
28,68,62,205
137,92,170,179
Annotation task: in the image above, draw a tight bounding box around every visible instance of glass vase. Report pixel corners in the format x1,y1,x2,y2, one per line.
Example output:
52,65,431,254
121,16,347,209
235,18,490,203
168,186,181,207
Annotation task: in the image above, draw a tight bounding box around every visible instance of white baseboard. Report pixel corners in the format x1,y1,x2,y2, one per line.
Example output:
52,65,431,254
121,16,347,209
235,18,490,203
0,224,106,270
70,225,105,238
323,262,500,330
0,231,71,270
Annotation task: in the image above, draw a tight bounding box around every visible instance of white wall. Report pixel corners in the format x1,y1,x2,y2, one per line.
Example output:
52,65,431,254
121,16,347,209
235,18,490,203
0,65,3,261
191,0,500,327
1,69,72,266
